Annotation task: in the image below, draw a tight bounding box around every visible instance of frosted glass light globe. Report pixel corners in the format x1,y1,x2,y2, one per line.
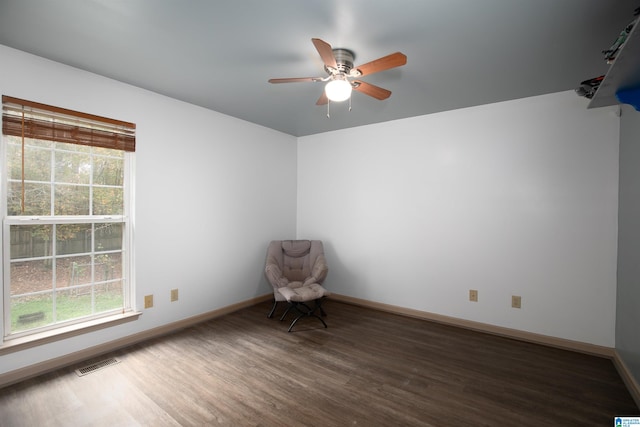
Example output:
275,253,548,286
325,79,352,102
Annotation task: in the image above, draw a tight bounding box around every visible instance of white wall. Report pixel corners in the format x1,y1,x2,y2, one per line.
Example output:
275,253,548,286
298,91,620,347
617,104,640,382
0,45,297,373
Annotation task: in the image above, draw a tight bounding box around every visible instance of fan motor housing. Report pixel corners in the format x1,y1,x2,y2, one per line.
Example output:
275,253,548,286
327,48,355,74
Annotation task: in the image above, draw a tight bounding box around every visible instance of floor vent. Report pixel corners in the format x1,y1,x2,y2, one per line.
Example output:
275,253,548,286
75,357,120,377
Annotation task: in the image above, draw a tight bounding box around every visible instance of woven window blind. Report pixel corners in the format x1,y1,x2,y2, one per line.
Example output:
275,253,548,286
2,95,136,152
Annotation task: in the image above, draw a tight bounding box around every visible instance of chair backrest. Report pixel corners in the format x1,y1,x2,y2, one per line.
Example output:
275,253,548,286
266,240,327,283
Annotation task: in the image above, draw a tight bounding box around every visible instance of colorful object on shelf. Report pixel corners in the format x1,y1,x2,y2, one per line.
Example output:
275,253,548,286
575,75,604,99
616,87,640,111
603,7,640,64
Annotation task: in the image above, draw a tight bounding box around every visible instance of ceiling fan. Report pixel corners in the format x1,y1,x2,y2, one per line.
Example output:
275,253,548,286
268,38,407,106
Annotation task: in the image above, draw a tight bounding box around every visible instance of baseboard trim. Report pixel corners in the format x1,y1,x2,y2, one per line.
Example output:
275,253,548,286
0,294,272,389
329,293,615,358
612,350,640,408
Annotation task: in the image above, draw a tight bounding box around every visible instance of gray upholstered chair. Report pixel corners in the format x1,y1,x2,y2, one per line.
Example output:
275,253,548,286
264,240,330,332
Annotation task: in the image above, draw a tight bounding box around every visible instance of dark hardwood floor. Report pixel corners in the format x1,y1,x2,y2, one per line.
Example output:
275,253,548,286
0,299,637,426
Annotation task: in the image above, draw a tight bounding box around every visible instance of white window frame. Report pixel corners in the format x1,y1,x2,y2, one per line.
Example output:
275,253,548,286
0,109,137,347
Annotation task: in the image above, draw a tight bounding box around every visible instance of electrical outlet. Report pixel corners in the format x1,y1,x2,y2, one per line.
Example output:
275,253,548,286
512,295,521,309
170,288,179,302
469,289,478,302
144,294,154,309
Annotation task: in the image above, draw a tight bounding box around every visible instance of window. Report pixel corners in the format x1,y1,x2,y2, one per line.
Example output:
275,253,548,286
2,96,135,340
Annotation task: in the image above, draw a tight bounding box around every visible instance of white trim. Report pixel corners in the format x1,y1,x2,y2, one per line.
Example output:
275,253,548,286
125,151,135,311
0,310,141,355
1,135,7,345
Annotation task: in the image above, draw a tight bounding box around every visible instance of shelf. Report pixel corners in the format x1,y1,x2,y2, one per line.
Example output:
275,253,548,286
589,17,640,109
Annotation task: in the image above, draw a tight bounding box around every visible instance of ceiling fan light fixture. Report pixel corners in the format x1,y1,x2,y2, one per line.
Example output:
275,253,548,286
269,38,407,107
325,78,352,102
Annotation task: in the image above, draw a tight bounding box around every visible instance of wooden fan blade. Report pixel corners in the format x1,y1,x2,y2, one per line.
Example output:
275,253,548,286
268,77,321,84
355,52,407,76
316,91,328,105
312,38,337,69
353,81,392,100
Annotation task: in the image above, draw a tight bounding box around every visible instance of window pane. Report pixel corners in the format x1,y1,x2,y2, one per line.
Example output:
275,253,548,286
55,142,90,153
8,182,51,216
55,150,91,184
10,224,53,259
93,156,124,186
95,281,123,312
5,136,52,149
96,252,122,281
95,223,123,252
10,259,53,295
7,141,52,181
54,184,90,215
93,146,123,158
6,142,21,179
55,282,124,322
56,255,92,288
24,145,52,181
93,187,123,215
56,287,92,322
11,293,53,333
56,224,92,255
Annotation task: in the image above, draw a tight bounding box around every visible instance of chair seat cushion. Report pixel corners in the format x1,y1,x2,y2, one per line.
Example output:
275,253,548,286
278,283,329,302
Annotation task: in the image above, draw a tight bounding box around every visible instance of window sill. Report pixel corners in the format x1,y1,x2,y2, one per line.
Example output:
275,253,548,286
0,311,142,356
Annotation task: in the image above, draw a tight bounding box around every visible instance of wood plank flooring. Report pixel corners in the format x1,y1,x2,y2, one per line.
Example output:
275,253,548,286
0,299,637,426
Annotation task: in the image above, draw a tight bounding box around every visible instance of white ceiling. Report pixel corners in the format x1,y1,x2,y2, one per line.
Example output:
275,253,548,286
0,1,637,136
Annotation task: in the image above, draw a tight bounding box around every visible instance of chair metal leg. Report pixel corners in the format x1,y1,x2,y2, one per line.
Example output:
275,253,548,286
288,311,327,332
279,304,293,321
267,299,279,318
285,298,328,332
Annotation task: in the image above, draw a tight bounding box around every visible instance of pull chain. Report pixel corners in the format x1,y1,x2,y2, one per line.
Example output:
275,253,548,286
326,97,353,118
